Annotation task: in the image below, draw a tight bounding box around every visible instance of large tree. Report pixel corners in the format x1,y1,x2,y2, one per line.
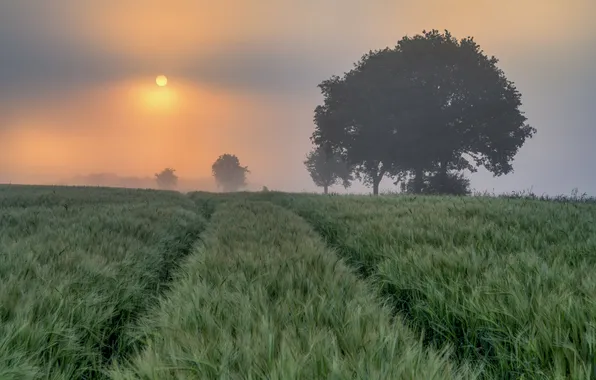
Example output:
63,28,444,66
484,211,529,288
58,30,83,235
211,154,250,192
304,145,352,194
313,58,406,195
155,167,178,190
312,30,536,195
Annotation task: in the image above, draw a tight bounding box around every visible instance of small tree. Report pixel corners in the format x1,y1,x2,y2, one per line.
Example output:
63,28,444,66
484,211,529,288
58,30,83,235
155,168,178,190
211,154,250,192
304,146,352,194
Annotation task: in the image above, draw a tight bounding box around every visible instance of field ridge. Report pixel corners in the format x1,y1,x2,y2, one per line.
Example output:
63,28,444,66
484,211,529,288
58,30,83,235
0,186,211,379
100,209,208,368
110,199,478,379
261,193,596,379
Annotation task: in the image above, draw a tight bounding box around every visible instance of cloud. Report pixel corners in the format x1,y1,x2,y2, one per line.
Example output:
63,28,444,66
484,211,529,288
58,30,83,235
0,33,353,112
0,0,372,105
176,41,355,95
2,0,594,101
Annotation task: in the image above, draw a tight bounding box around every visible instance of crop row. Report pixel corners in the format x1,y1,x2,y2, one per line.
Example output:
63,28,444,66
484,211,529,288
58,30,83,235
110,200,476,379
263,193,596,379
0,187,206,379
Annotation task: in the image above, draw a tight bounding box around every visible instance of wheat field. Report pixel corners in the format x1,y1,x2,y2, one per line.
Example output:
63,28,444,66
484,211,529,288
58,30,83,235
1,185,594,379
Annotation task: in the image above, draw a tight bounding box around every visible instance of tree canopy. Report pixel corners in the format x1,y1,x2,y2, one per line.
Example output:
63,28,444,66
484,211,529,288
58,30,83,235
211,154,250,192
304,145,352,194
312,29,536,195
154,168,178,190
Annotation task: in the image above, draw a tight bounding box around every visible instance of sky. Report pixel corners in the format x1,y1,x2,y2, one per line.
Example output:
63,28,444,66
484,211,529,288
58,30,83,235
1,0,595,195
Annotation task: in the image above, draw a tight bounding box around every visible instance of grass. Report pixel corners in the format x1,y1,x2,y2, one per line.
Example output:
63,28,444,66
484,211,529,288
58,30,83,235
251,192,596,379
109,200,477,379
0,185,207,379
1,184,595,379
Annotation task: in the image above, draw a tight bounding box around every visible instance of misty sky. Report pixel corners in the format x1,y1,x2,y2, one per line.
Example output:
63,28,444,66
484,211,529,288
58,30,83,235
1,0,595,195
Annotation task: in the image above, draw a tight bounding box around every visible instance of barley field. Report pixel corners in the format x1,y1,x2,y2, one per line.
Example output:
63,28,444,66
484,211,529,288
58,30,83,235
1,185,595,379
0,186,207,379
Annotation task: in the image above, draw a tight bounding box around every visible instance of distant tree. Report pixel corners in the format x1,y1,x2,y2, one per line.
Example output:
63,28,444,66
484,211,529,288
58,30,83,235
312,29,536,195
304,145,352,194
155,168,178,190
211,154,250,192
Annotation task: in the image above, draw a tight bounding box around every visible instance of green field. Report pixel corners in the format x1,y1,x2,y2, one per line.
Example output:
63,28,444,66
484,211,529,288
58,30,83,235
1,185,595,379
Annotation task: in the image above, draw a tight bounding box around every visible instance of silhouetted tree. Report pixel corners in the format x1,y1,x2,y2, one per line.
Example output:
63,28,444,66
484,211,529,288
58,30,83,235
304,145,352,194
313,73,403,195
155,168,178,190
312,29,536,195
211,154,250,192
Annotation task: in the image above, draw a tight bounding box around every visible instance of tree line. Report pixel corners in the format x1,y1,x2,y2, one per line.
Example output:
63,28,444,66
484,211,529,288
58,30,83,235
305,30,536,195
154,153,250,192
155,30,536,196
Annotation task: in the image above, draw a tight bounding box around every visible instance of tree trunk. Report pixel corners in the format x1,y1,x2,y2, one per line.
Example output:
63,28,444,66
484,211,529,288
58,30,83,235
413,168,424,194
438,161,448,193
372,177,381,195
323,185,329,194
439,161,448,177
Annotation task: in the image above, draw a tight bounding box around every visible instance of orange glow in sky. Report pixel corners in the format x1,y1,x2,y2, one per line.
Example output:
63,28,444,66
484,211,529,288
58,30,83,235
0,79,288,181
1,0,595,192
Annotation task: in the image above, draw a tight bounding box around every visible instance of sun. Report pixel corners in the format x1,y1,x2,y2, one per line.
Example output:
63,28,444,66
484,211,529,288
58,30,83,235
156,75,168,87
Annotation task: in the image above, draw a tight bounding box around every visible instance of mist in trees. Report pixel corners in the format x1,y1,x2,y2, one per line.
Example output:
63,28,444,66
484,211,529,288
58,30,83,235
212,154,250,192
155,168,178,190
304,146,352,194
310,30,536,195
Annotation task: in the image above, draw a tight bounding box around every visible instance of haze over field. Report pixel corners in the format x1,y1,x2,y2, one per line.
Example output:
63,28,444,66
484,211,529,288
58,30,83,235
1,0,595,194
